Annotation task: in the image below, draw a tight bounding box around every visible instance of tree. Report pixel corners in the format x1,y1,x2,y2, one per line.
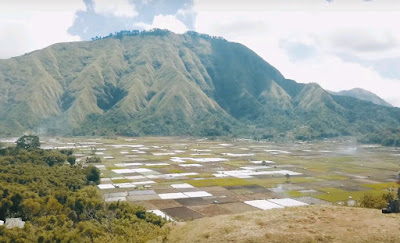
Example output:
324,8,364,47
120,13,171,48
67,156,76,166
285,173,291,183
16,135,40,150
86,156,101,164
85,166,100,185
45,198,63,214
60,149,73,156
22,198,41,220
44,152,67,166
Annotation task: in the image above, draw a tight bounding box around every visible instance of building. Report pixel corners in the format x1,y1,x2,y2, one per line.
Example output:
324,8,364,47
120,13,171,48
5,218,25,229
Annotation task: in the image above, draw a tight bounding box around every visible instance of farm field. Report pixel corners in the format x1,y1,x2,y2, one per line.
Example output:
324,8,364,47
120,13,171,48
4,136,399,221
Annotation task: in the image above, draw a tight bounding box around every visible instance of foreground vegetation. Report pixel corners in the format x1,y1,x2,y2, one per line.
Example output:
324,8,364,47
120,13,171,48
0,137,168,242
165,206,400,243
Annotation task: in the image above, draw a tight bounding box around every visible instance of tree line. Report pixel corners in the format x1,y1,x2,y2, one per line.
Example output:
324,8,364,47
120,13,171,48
358,127,400,147
91,29,225,41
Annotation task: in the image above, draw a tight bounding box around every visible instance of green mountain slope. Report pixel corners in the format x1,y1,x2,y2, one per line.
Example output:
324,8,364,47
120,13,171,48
332,88,393,107
0,30,399,138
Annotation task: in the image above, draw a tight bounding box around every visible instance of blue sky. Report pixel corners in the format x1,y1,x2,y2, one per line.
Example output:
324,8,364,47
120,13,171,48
1,0,400,106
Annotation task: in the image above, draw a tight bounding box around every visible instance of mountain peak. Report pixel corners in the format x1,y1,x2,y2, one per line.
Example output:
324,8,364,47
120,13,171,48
332,88,392,107
0,32,399,138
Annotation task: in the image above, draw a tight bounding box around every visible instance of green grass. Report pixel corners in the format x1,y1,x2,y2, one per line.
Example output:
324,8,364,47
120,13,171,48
325,157,356,163
187,173,214,178
316,175,348,180
363,182,399,190
246,177,318,188
315,187,385,202
222,161,248,167
142,165,167,169
106,166,120,170
168,169,185,174
101,169,121,178
153,180,184,187
184,178,251,187
112,178,132,183
286,190,306,197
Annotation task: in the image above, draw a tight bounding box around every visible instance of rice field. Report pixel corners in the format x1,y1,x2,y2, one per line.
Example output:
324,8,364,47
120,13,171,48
15,136,400,221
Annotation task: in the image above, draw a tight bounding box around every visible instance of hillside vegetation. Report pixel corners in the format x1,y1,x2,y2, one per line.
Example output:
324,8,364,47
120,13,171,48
0,29,399,139
0,141,168,242
359,127,400,146
164,205,400,243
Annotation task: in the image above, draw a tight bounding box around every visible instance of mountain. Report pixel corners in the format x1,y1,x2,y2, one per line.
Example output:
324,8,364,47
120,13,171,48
0,29,399,138
332,88,393,107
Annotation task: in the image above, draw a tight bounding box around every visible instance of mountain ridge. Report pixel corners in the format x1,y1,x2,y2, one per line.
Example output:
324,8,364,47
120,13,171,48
330,88,393,107
0,29,399,138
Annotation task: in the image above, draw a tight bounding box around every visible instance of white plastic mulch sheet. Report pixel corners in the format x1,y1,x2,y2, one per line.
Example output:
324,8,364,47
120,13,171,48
112,168,154,174
148,210,174,221
145,163,170,166
170,157,228,163
114,163,143,167
244,200,284,210
215,170,302,178
221,153,255,157
158,192,189,199
171,183,194,189
179,164,202,167
98,184,115,189
183,191,212,198
250,160,275,164
158,191,213,199
267,198,308,207
245,198,308,210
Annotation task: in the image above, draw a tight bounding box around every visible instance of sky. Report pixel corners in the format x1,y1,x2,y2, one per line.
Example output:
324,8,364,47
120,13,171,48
1,0,400,106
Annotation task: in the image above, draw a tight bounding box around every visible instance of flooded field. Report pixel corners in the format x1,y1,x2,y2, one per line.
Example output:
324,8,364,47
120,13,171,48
6,137,399,221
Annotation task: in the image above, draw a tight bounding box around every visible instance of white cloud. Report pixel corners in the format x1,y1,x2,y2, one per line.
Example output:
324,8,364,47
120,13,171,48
0,0,85,59
280,54,400,107
136,15,188,34
92,0,137,18
192,0,400,106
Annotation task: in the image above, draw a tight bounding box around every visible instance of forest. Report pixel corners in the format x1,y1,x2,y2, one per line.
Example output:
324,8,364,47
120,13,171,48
358,127,400,147
0,136,168,242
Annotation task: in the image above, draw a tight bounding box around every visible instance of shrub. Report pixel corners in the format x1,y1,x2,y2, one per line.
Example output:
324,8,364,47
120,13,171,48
86,156,101,163
358,191,395,209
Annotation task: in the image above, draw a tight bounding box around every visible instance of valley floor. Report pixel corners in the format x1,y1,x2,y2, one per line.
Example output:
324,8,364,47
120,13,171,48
3,136,398,223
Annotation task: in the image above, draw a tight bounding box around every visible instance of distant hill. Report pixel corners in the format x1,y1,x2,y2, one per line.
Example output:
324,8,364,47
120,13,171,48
0,29,399,139
332,88,393,107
